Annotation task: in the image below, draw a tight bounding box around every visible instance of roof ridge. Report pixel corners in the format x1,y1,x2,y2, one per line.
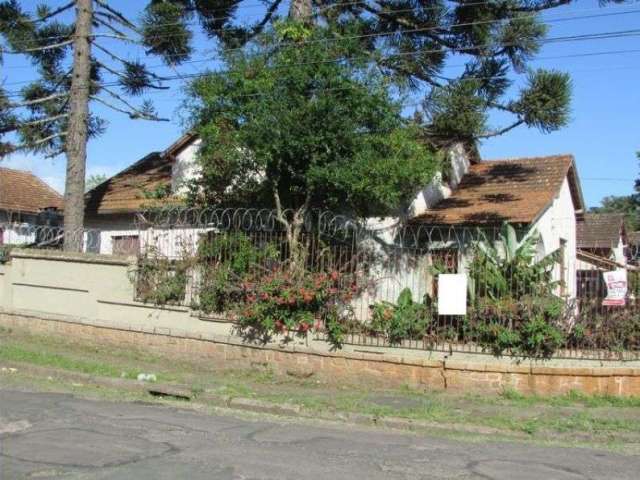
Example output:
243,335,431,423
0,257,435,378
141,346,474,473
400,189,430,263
0,166,62,198
0,165,34,174
481,154,574,163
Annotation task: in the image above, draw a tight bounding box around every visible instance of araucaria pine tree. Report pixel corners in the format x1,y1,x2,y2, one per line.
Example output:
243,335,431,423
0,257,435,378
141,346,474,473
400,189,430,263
0,0,279,251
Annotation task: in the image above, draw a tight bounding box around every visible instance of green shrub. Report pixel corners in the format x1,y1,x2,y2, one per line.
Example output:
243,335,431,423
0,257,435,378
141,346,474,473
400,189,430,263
194,232,278,315
370,288,433,345
568,302,640,352
135,255,189,306
474,322,521,356
0,245,15,264
469,295,566,358
518,316,565,358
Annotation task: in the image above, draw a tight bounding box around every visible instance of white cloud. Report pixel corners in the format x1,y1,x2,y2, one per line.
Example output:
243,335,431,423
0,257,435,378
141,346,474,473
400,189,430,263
0,154,35,172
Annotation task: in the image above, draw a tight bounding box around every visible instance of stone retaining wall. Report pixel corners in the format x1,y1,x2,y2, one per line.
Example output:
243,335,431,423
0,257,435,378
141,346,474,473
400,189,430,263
2,310,639,397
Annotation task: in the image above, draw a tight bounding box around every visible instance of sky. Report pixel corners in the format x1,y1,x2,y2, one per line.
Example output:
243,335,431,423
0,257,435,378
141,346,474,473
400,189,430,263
1,0,639,208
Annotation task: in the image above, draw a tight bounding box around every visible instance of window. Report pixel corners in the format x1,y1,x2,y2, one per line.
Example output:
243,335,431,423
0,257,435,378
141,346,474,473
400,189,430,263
577,270,606,298
112,235,140,256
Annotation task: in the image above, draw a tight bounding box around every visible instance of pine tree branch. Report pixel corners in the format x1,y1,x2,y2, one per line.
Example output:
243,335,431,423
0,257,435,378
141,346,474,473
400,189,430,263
513,0,573,13
10,131,68,152
94,16,132,39
247,0,284,40
94,0,139,32
478,120,524,138
33,2,75,23
0,113,68,134
7,92,70,109
90,33,138,43
91,94,169,122
2,38,73,54
92,42,129,65
96,60,169,90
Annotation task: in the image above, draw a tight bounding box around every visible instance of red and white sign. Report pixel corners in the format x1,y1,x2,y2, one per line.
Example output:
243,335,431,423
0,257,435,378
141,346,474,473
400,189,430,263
602,270,627,306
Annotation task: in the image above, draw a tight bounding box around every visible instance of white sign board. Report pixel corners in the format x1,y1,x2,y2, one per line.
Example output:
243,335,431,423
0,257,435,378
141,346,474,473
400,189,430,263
602,269,627,306
438,273,468,315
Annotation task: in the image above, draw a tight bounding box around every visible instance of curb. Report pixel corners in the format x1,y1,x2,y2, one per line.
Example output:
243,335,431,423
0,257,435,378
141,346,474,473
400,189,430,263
2,362,523,438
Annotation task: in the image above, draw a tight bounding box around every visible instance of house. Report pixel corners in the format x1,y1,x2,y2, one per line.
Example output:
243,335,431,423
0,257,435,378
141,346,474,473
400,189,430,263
84,133,198,255
0,167,62,245
85,134,586,304
370,154,585,302
575,213,629,297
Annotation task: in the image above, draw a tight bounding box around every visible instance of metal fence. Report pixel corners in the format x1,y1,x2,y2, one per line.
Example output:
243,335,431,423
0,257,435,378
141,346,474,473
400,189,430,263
2,208,639,359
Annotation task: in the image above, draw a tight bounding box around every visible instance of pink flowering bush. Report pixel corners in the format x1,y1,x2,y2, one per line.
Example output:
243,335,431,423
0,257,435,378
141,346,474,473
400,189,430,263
235,269,360,347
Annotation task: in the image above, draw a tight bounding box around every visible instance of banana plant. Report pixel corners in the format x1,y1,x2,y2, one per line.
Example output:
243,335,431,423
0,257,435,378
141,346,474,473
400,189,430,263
469,223,560,303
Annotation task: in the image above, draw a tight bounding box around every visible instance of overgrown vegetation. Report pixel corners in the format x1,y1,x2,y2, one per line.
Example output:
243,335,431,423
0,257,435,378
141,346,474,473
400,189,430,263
0,244,15,263
135,252,189,306
370,288,433,345
195,232,279,315
235,269,360,347
133,221,638,359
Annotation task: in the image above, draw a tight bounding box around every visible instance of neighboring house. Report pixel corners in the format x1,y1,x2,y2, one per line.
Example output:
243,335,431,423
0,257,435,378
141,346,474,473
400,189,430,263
84,133,197,255
575,213,629,297
0,167,62,245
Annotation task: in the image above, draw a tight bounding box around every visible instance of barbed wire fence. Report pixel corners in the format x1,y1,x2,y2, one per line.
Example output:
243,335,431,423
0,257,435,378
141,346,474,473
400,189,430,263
1,207,639,359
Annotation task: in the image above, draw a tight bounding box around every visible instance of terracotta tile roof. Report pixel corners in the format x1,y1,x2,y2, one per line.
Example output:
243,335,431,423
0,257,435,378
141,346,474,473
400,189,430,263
0,167,62,213
412,155,582,225
576,213,626,248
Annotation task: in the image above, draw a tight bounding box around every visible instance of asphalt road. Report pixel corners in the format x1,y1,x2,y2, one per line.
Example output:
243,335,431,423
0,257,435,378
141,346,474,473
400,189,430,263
0,390,639,479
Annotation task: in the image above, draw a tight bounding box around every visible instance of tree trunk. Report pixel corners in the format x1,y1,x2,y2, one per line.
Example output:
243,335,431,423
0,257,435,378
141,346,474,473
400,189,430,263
63,0,93,252
289,0,312,20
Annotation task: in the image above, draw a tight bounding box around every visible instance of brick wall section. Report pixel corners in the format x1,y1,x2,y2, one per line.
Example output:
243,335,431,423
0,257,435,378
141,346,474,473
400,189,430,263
2,311,640,397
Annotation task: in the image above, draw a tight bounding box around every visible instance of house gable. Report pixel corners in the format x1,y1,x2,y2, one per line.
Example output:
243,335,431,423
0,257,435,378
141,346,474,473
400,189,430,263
411,155,583,226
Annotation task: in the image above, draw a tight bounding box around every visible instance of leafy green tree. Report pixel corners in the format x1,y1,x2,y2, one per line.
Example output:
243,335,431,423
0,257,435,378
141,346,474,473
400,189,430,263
85,173,108,192
186,23,438,270
167,0,578,140
590,152,640,231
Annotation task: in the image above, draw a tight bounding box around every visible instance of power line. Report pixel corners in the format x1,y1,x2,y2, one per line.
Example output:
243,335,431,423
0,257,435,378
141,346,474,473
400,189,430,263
4,4,640,58
4,25,640,99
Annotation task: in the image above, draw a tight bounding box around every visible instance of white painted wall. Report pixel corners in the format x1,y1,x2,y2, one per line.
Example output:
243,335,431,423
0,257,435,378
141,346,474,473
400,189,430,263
408,143,471,217
529,177,577,298
171,138,202,196
1,211,39,245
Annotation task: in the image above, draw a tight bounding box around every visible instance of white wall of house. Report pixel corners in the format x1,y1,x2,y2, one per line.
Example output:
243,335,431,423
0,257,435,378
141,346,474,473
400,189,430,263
171,138,202,196
0,211,39,245
529,177,578,298
408,143,471,217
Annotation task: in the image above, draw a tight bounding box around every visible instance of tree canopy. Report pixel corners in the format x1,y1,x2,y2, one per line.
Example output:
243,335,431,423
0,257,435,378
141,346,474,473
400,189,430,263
162,0,575,140
186,23,438,219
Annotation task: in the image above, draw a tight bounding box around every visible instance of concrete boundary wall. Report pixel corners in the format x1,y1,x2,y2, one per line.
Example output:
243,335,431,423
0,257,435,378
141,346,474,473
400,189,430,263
1,249,640,397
